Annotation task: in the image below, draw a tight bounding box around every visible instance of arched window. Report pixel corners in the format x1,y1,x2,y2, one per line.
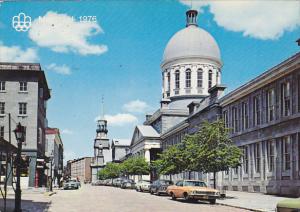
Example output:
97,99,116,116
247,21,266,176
185,69,191,88
208,70,213,88
197,69,203,88
216,71,219,84
175,70,180,89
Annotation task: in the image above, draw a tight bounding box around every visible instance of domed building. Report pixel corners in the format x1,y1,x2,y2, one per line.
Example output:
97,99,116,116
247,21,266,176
129,10,225,181
161,10,222,109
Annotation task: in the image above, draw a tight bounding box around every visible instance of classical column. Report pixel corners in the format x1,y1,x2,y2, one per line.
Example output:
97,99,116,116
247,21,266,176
144,148,150,163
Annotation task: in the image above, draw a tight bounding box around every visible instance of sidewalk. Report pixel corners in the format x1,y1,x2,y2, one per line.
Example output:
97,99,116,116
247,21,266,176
217,191,298,212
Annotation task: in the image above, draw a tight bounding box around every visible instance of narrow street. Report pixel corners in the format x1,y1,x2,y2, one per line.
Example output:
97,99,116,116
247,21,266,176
2,184,249,212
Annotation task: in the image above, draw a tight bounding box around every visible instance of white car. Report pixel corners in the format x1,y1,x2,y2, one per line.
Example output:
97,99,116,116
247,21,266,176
135,180,151,192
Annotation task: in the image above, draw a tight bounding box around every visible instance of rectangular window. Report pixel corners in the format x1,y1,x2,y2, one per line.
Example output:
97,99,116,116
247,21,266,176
282,136,291,171
266,89,275,122
0,126,4,138
0,81,5,91
281,82,291,116
167,73,170,97
241,102,249,130
254,143,260,173
223,110,229,128
253,96,261,126
20,82,27,91
197,70,203,88
267,140,275,172
243,146,249,174
0,102,5,115
19,103,27,115
231,107,238,133
186,71,191,88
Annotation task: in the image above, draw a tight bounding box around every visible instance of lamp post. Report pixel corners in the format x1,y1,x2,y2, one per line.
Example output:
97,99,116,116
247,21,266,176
14,122,25,212
49,150,54,192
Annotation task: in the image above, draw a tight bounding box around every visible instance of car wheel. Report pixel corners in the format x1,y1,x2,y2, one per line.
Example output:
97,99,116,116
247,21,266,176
171,192,176,200
150,189,154,195
183,193,189,201
209,199,216,204
156,189,160,196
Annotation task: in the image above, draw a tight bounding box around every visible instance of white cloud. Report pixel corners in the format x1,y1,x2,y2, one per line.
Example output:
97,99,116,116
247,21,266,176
29,11,108,55
61,129,74,135
46,63,71,75
123,100,151,113
95,113,138,127
180,1,300,40
0,42,38,62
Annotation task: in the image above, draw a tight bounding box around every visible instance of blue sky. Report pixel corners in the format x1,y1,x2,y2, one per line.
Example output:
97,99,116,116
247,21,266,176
0,1,299,161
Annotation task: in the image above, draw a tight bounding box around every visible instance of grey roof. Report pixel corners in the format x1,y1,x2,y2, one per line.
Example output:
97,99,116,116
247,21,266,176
136,125,160,138
112,139,131,146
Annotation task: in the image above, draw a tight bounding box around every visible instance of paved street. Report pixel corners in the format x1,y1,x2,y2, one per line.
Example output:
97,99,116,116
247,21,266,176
1,184,248,212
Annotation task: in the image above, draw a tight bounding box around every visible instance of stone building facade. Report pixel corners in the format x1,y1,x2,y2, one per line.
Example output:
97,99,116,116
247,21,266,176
0,63,51,187
70,157,92,183
220,53,300,196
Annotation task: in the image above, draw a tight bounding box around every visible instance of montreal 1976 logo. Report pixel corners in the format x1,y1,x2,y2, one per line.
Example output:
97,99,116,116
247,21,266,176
12,13,32,32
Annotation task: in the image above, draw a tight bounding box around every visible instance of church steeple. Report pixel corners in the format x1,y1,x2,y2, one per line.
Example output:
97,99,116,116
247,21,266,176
186,10,198,27
96,96,108,138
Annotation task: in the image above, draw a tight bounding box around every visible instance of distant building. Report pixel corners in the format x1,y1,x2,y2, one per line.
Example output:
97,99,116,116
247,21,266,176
45,128,64,187
70,157,92,183
90,116,110,183
0,63,51,187
111,139,130,163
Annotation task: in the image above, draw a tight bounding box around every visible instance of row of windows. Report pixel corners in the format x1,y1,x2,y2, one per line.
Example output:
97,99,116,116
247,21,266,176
223,81,296,133
0,81,28,92
166,68,219,92
0,102,27,115
226,136,292,176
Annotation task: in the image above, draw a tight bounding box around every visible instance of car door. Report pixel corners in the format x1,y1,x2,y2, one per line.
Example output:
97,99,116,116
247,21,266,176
174,181,183,197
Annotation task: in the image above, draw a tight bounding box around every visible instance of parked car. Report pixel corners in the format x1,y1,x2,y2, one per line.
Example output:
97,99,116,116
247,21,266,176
166,180,220,204
135,180,151,192
121,179,136,189
112,178,125,187
276,198,300,212
150,180,173,195
63,179,79,190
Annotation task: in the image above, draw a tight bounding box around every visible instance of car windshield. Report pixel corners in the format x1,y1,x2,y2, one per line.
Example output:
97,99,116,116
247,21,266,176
184,181,207,187
161,181,173,185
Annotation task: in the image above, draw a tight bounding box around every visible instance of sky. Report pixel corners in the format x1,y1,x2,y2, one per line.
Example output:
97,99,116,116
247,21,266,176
0,0,299,162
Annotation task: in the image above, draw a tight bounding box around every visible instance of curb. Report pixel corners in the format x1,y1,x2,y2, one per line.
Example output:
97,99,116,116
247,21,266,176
44,191,57,196
217,202,267,212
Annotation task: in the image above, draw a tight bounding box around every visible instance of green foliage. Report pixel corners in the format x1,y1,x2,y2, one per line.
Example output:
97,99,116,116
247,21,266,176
153,120,242,182
152,144,187,176
187,120,242,174
97,157,150,179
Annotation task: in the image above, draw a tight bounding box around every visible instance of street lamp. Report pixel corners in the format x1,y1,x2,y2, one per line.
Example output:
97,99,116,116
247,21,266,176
14,122,25,212
49,150,54,192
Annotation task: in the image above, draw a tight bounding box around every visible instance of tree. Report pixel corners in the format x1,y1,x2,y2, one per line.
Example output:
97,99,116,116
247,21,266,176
152,143,187,180
185,120,242,188
98,162,121,180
